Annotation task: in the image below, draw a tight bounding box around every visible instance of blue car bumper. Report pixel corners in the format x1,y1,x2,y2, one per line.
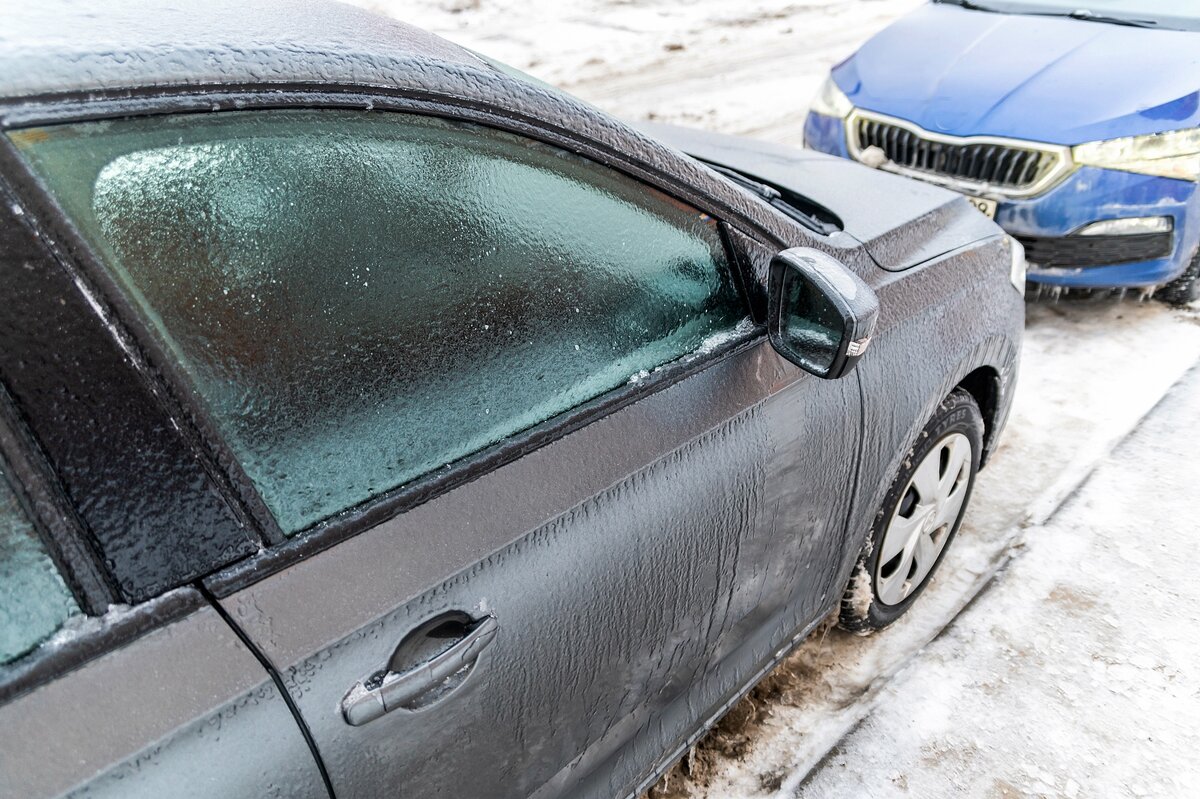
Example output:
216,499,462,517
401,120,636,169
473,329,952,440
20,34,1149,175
804,112,1200,289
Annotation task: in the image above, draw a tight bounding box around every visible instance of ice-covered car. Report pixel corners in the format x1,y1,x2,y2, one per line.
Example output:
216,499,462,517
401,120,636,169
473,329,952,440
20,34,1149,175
805,0,1200,304
0,1,1021,797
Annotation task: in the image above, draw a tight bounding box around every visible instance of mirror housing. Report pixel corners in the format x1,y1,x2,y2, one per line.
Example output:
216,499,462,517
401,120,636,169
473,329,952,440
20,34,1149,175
767,248,880,379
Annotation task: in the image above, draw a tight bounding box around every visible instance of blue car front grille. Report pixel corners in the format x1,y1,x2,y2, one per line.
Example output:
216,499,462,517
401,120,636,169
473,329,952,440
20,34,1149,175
853,116,1060,191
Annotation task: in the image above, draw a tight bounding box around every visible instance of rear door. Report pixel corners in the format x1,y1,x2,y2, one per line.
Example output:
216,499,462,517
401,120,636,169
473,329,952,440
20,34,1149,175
13,105,860,797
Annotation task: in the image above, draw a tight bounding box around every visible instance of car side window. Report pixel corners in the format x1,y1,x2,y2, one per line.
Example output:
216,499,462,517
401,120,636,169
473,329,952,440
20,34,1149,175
0,461,78,664
14,110,746,535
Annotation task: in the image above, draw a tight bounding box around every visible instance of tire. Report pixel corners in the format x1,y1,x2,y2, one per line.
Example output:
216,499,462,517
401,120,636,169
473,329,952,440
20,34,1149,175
839,388,984,633
1156,250,1200,307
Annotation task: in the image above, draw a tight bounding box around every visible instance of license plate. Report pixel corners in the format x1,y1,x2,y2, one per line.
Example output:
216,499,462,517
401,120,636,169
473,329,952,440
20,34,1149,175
965,195,997,219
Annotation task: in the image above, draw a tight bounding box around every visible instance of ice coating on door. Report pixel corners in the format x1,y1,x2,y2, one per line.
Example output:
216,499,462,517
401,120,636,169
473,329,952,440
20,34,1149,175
15,110,744,534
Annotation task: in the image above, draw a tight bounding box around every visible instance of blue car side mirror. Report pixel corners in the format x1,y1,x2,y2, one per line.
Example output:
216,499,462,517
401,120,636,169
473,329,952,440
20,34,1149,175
767,248,880,380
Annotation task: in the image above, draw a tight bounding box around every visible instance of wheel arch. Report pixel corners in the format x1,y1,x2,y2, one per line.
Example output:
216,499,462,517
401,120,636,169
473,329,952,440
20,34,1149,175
954,365,1002,468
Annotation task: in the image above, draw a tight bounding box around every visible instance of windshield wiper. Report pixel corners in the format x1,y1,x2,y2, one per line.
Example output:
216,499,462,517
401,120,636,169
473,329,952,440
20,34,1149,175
937,0,1158,28
707,163,781,202
705,163,838,235
1061,9,1157,28
936,0,1004,11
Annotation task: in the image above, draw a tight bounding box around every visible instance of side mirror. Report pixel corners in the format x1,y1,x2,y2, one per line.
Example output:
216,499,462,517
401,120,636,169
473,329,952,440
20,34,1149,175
768,248,879,379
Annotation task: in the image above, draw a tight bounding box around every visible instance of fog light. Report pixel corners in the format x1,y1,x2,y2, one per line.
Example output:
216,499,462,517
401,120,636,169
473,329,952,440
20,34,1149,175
1076,216,1173,236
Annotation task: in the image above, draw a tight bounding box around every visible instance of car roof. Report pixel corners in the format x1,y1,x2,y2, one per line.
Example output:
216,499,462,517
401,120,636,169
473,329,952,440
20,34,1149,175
0,0,801,259
0,0,488,101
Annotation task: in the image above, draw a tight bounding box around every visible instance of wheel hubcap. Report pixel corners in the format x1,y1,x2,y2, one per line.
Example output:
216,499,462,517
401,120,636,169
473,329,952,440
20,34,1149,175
874,432,972,606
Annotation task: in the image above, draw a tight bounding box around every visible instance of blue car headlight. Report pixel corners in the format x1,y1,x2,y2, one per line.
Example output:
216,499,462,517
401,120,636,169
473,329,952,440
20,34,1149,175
1073,128,1200,181
809,75,853,119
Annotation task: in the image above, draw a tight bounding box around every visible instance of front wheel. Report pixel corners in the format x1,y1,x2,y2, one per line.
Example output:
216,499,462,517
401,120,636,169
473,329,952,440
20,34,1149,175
839,389,983,633
1155,251,1200,307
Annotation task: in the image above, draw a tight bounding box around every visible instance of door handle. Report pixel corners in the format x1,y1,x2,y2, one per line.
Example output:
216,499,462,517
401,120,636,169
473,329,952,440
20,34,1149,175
342,614,498,726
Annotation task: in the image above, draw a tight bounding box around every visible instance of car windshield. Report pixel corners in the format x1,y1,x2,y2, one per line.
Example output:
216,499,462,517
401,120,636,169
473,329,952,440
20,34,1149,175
935,0,1200,31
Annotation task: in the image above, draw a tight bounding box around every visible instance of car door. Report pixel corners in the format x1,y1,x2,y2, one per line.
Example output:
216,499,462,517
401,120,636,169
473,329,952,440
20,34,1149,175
0,196,328,797
10,104,861,797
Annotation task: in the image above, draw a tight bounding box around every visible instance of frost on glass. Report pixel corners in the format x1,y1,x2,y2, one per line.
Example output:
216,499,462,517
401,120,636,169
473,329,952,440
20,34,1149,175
0,466,78,663
14,111,743,534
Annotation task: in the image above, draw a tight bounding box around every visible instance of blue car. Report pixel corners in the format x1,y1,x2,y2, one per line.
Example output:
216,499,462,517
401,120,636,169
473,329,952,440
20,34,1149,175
804,0,1200,304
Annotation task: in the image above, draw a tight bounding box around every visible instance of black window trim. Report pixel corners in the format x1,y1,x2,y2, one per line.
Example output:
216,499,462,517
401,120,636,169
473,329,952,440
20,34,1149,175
0,84,782,601
0,386,115,617
0,383,205,706
0,178,242,701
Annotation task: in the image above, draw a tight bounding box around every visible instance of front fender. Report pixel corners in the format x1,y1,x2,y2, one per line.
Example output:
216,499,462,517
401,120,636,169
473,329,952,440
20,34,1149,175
832,234,1023,599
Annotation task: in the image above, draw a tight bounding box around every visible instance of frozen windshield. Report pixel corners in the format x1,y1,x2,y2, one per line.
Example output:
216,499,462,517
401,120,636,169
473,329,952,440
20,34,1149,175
936,0,1200,30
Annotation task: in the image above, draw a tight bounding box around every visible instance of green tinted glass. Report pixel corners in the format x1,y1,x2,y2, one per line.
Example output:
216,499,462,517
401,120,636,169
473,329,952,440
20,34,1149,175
0,464,78,664
13,111,743,534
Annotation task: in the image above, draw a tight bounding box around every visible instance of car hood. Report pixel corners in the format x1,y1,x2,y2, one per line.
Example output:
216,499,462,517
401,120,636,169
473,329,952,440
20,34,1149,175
836,3,1200,145
639,121,999,272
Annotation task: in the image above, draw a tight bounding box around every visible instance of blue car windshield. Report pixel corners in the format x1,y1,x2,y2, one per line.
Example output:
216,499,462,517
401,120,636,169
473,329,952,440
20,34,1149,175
936,0,1200,31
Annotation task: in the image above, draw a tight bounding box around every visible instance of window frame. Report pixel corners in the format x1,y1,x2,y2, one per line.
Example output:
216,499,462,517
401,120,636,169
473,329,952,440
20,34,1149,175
0,390,205,705
0,389,113,618
0,175,230,701
0,87,772,602
0,374,205,701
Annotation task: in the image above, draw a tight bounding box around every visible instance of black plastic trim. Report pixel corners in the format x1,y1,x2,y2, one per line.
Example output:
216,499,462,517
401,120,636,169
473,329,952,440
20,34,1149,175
0,139,285,548
1018,231,1173,269
0,171,259,601
0,387,116,615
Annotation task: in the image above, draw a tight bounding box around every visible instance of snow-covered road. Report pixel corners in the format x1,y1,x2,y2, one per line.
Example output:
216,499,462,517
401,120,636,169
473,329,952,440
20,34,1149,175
796,360,1200,799
351,1,1200,794
353,0,924,146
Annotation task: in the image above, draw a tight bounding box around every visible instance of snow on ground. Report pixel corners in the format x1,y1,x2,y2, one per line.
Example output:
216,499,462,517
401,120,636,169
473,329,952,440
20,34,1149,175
346,1,1200,793
350,0,923,145
795,360,1200,799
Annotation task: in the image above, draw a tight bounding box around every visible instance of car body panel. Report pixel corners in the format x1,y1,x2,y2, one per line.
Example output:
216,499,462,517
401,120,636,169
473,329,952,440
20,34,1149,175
803,112,851,159
835,3,1200,145
996,166,1200,287
641,120,1001,272
671,115,1025,473
217,339,862,797
0,592,327,799
0,3,1023,797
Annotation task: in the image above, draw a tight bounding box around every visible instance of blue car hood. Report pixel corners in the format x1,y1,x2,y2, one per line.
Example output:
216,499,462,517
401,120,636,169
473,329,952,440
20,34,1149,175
837,3,1200,145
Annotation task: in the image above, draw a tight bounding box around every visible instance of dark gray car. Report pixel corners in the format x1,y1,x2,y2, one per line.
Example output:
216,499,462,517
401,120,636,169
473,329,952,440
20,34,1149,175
0,1,1022,797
